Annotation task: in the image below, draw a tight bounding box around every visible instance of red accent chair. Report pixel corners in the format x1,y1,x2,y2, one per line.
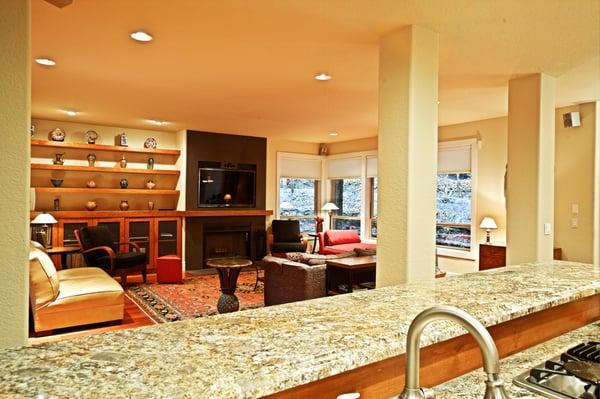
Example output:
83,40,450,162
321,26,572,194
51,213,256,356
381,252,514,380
318,230,376,255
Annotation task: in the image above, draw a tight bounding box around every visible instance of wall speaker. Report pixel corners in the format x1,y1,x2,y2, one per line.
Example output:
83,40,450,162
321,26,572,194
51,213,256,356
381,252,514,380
563,111,581,128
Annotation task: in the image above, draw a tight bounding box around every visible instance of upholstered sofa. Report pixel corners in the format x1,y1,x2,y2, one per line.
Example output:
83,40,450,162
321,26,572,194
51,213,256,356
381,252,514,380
262,256,326,306
318,229,376,255
29,242,125,332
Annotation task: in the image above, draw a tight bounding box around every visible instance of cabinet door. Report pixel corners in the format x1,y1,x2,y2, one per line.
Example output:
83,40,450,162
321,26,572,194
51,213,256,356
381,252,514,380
154,218,182,259
126,218,153,266
94,218,125,252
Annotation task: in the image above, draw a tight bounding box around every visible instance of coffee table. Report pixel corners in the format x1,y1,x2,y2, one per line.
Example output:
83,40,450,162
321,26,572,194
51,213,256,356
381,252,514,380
326,255,376,294
206,258,253,313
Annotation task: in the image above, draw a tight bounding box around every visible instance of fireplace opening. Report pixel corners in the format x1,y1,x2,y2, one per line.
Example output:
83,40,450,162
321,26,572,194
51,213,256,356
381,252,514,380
203,225,251,266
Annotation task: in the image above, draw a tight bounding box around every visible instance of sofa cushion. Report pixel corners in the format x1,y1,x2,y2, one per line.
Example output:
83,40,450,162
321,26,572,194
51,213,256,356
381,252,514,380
301,251,355,266
285,252,306,263
29,247,60,309
272,242,305,254
325,230,361,246
57,267,112,281
323,242,377,255
46,274,123,313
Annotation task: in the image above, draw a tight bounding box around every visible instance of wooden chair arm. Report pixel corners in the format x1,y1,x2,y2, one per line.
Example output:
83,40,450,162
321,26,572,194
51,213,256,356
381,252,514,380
118,241,141,252
81,246,116,273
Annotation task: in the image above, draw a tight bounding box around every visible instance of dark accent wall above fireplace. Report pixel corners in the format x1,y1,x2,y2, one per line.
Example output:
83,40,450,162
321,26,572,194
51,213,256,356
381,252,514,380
185,131,266,211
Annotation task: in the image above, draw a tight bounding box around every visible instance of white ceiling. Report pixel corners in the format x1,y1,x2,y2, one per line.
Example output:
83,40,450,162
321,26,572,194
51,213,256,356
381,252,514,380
32,0,600,142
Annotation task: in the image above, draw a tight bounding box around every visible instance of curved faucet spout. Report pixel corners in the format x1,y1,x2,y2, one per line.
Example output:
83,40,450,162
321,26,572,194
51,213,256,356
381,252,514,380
395,305,509,399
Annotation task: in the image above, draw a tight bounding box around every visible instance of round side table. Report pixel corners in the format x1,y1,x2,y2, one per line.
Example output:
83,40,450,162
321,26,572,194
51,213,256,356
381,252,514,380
206,258,253,313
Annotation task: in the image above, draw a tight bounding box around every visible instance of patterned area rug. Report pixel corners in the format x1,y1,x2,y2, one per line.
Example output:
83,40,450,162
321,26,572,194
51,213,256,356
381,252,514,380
126,271,264,323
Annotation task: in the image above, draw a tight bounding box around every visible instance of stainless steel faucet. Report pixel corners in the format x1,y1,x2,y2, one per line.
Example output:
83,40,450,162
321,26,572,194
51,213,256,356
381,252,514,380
393,305,509,399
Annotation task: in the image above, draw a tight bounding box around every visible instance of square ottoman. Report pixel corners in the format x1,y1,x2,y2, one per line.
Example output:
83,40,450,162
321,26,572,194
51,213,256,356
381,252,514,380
157,255,183,283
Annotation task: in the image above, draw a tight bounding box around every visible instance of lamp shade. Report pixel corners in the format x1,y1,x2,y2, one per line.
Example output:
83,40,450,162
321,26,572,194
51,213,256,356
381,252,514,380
31,213,58,225
322,202,339,211
479,216,497,230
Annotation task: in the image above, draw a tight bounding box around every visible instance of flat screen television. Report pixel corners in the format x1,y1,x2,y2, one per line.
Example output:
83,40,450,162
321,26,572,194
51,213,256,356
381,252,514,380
197,161,256,208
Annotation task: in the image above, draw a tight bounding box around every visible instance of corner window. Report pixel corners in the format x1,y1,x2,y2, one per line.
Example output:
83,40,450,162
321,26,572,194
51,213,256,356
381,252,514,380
331,178,362,232
436,172,472,249
369,177,378,238
279,178,319,234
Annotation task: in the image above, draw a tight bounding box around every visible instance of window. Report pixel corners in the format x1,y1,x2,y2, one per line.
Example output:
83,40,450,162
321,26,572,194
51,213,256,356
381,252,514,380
369,177,378,238
436,140,477,257
436,173,472,249
279,178,319,233
331,178,362,232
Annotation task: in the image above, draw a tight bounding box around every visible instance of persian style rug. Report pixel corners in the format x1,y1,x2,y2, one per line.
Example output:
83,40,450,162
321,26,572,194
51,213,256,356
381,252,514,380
126,271,264,323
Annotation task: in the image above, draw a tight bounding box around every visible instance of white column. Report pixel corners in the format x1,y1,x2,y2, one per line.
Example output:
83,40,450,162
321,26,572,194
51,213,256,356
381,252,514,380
506,73,556,265
0,0,30,348
376,25,439,286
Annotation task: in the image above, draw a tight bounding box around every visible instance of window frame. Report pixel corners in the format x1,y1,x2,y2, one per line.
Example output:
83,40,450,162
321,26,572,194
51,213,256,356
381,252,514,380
330,178,363,233
436,139,479,260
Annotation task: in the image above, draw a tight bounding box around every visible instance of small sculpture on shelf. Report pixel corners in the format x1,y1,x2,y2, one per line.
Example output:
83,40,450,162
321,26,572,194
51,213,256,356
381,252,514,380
53,153,64,165
119,178,128,189
147,157,154,170
85,201,97,211
49,127,65,142
116,132,128,147
145,180,156,189
119,200,129,211
86,180,96,188
144,137,157,149
87,153,96,167
30,123,36,137
50,179,63,187
53,198,60,211
119,155,127,168
148,201,155,210
84,130,99,144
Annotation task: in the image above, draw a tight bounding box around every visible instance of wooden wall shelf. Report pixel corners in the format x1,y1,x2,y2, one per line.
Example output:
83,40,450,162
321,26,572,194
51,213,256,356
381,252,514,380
31,139,180,157
31,164,180,176
35,188,179,195
30,210,182,219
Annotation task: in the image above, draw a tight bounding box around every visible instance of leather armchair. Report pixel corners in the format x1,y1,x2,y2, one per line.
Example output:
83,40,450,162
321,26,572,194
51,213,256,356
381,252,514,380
268,219,308,257
262,256,326,306
75,226,147,287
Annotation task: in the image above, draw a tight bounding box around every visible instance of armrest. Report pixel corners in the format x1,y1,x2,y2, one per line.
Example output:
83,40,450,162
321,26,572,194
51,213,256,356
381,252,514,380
122,241,141,252
81,246,116,273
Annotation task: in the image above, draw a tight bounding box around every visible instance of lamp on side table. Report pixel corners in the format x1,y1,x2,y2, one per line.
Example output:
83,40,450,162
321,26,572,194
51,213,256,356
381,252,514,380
479,216,498,244
30,212,58,248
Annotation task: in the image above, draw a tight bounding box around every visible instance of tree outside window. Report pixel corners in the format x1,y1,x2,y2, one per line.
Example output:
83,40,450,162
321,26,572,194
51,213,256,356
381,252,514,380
369,177,378,238
331,178,362,232
436,173,472,249
279,178,319,233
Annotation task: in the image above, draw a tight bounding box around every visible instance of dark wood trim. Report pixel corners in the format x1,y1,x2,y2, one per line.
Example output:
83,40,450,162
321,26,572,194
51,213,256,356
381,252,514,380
264,294,600,399
184,210,273,217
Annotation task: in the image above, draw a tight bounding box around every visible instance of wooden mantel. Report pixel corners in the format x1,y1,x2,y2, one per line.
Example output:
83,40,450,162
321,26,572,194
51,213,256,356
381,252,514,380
183,210,273,217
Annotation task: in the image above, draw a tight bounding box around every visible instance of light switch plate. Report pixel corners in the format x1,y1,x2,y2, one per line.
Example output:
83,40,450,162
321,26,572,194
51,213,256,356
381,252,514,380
544,222,552,235
571,218,579,228
572,203,579,214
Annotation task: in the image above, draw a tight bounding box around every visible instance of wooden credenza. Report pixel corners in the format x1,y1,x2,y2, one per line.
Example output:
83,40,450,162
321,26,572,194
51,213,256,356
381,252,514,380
479,243,562,270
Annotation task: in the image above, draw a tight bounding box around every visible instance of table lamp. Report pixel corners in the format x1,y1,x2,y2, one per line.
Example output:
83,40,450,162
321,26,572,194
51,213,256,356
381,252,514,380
322,202,339,230
479,216,498,244
31,212,58,248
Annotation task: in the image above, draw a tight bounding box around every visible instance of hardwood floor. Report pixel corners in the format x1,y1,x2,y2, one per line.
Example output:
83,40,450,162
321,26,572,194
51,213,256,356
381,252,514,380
28,273,157,345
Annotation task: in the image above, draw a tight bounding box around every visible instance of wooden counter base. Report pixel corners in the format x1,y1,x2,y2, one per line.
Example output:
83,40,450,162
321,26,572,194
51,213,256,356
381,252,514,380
265,294,600,399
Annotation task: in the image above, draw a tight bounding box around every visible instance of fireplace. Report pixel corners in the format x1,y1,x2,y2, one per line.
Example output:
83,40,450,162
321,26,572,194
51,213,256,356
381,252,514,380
203,225,251,263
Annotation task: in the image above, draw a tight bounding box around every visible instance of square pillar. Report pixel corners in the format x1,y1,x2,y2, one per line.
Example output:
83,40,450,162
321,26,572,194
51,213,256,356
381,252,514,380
376,25,439,286
506,73,556,265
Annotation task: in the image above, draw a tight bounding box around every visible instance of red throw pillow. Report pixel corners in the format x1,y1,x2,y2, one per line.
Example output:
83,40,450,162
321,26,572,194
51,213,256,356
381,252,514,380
325,229,361,245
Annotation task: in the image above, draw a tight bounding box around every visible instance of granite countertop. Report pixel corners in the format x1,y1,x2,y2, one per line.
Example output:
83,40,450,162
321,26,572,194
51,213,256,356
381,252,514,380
0,261,599,398
435,321,600,398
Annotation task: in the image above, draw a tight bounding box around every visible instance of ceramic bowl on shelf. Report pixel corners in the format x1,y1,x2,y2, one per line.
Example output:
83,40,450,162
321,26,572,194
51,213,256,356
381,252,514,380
50,179,63,187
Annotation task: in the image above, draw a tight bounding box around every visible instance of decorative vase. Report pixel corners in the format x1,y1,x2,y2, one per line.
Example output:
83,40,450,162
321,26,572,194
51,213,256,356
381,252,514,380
119,178,128,189
119,155,127,168
49,127,65,142
85,201,97,211
116,132,128,147
147,201,155,210
119,200,129,211
86,180,96,188
87,153,96,167
50,179,63,187
53,153,64,165
145,180,156,189
147,157,154,170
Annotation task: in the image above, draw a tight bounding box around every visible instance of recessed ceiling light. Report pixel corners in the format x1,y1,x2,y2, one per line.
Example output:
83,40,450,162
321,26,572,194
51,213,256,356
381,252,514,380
35,58,56,66
130,31,153,42
65,110,78,116
329,132,339,136
148,119,167,126
314,73,332,81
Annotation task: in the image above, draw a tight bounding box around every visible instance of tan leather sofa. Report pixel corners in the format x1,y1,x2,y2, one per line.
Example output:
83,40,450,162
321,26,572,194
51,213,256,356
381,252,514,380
29,242,125,332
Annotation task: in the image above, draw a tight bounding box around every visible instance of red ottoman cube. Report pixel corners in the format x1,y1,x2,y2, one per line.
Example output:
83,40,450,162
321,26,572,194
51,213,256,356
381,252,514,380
156,255,182,284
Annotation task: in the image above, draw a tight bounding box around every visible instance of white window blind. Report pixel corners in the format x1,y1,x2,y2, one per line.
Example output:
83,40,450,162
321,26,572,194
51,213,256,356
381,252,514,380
279,156,322,179
438,145,471,173
366,156,377,177
327,157,362,179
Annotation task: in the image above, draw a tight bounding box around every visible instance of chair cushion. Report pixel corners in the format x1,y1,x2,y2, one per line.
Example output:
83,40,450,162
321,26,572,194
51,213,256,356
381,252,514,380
57,267,111,281
301,251,355,266
271,242,306,254
97,251,147,270
323,242,377,255
29,247,60,309
44,273,124,313
325,230,361,246
272,220,301,242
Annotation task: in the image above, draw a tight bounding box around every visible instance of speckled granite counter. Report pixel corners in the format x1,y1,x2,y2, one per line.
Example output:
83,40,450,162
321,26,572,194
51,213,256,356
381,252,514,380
435,321,600,398
0,261,599,398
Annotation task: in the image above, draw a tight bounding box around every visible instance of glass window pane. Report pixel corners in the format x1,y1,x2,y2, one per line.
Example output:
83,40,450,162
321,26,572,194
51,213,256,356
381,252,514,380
298,218,316,234
436,225,471,249
370,218,377,238
436,173,472,225
279,178,317,217
372,177,378,218
332,178,361,217
333,218,361,231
